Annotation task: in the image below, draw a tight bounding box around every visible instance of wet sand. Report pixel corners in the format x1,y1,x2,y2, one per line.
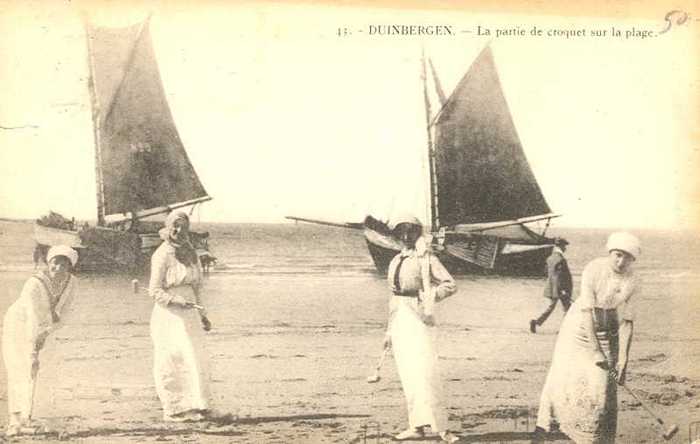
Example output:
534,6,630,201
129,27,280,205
0,270,698,443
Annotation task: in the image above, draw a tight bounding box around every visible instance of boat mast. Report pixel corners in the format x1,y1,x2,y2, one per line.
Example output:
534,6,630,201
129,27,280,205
428,58,447,105
421,50,439,231
83,18,106,226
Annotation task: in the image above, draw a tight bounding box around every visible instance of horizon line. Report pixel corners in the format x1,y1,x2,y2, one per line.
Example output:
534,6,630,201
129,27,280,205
1,216,695,233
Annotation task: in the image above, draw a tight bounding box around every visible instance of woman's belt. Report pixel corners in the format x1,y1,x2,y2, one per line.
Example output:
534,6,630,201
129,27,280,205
165,285,196,302
593,307,619,333
393,290,419,297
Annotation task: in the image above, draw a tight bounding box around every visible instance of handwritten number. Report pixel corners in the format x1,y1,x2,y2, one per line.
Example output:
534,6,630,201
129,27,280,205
659,10,690,34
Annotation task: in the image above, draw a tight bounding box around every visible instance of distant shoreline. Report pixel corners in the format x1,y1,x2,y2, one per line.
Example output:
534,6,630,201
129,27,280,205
0,217,33,223
0,217,694,233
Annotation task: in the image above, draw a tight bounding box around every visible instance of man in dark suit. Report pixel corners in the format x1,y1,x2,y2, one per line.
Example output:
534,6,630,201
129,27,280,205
530,238,572,333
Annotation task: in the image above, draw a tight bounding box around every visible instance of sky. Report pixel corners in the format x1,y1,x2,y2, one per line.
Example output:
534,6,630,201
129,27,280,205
0,1,698,230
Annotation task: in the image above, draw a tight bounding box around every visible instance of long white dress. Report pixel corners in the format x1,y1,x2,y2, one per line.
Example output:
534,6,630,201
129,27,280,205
149,242,209,417
2,273,76,423
387,246,457,433
536,257,638,443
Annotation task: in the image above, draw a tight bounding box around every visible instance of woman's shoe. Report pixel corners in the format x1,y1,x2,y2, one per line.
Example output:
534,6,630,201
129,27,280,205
393,427,424,440
440,431,460,443
164,410,205,422
201,408,236,423
186,412,205,422
200,408,223,419
19,425,41,435
5,424,20,437
5,424,41,436
530,425,547,444
163,413,188,422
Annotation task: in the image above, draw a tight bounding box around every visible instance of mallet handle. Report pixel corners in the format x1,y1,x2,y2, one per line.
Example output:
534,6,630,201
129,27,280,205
376,346,389,370
619,381,666,426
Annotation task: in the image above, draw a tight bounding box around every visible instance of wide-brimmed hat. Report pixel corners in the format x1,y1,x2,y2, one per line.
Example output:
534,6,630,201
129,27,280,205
47,245,78,267
606,232,641,260
388,214,423,231
554,237,569,247
164,210,189,228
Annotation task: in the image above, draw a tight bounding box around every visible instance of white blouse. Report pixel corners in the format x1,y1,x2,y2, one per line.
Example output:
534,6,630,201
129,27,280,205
6,273,77,343
579,257,638,321
149,242,202,306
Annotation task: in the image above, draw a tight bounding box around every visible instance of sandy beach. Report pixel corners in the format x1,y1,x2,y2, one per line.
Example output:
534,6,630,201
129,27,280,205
1,221,699,443
0,270,698,443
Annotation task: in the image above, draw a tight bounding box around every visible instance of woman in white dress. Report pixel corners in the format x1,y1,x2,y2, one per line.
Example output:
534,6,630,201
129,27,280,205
149,211,212,422
2,245,79,437
534,232,641,443
384,215,459,443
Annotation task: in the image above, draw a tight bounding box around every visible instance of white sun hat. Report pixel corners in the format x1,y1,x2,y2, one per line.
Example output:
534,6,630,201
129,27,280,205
606,232,641,260
46,245,79,267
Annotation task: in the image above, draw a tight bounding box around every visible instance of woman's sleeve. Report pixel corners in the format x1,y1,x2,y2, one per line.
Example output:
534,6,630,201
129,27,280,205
25,279,50,341
386,254,401,319
430,255,457,301
618,279,638,322
578,261,596,311
386,254,401,294
149,251,173,306
193,257,204,304
49,276,78,331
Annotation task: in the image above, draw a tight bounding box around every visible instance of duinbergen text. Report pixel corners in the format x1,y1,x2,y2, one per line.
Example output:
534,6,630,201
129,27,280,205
368,25,454,36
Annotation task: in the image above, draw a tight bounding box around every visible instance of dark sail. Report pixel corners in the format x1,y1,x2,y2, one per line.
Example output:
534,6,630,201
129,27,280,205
432,46,550,226
87,19,209,219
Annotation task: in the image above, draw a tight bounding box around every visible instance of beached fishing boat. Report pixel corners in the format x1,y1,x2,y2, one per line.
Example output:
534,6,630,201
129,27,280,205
288,46,563,276
33,17,215,272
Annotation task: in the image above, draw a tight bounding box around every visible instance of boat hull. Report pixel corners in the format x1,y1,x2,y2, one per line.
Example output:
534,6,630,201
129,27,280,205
364,227,552,277
33,223,215,273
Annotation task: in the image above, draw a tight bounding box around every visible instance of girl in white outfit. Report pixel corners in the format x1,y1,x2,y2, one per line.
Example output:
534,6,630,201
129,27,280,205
2,245,78,437
384,215,459,443
534,232,641,443
149,211,212,422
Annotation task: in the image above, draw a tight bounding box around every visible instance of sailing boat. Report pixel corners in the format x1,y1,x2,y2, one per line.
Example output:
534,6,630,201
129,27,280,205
33,17,215,272
288,46,563,276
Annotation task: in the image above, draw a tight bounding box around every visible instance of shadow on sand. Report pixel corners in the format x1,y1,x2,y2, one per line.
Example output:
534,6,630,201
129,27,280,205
456,430,569,442
35,413,371,440
352,430,569,443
